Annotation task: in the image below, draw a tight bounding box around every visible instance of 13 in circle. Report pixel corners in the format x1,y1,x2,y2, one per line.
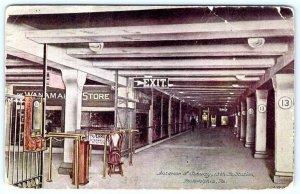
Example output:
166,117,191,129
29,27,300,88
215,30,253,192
278,96,292,109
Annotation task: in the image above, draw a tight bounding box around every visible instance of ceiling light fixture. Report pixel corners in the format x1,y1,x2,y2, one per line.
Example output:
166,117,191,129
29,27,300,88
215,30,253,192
89,42,104,52
236,74,246,80
248,37,265,48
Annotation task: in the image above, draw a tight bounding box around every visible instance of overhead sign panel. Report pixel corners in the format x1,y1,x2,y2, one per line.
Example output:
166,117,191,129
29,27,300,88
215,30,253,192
133,77,169,88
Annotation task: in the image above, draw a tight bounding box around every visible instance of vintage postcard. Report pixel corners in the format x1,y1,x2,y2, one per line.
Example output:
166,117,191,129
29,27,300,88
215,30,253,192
3,5,295,190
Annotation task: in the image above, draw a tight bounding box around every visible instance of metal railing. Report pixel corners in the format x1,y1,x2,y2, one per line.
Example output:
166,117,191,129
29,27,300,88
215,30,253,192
5,94,43,188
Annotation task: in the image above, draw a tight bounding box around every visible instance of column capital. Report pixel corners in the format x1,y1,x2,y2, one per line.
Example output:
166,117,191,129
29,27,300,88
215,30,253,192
272,74,294,91
256,90,269,99
61,69,87,89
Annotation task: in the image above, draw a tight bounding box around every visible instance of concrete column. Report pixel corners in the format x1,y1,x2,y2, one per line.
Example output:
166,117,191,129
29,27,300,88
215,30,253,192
160,96,163,138
61,69,86,163
254,90,269,159
234,112,238,134
236,104,241,138
207,107,210,128
148,89,154,145
198,107,202,129
168,97,172,137
245,96,256,148
272,74,294,184
179,101,182,132
240,101,247,142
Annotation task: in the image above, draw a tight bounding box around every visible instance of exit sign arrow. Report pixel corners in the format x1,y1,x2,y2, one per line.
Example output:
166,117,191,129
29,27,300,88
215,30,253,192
133,77,169,88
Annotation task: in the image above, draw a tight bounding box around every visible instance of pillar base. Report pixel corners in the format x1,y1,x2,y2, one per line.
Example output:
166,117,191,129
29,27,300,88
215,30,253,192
273,171,293,184
254,151,268,159
58,162,72,175
244,142,254,148
239,137,245,142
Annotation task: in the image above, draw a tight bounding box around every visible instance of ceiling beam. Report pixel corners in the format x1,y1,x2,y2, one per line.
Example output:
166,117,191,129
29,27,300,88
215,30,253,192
26,19,294,44
6,58,43,67
67,43,287,58
169,77,260,82
169,85,248,88
7,5,198,15
6,77,44,81
67,43,288,58
241,43,294,99
6,23,127,86
118,70,265,77
92,58,275,69
163,88,245,91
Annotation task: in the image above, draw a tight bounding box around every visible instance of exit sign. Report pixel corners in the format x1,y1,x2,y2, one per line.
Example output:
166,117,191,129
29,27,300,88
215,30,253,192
133,77,169,88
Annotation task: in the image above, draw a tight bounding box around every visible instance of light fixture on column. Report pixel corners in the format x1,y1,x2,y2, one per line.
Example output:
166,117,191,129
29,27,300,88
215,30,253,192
247,38,265,48
89,42,104,52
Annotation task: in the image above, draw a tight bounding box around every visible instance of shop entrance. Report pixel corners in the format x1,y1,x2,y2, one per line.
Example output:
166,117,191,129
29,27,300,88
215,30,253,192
135,113,149,148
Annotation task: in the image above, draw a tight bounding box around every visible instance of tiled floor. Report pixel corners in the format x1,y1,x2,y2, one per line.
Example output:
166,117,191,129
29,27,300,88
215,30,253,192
43,127,289,189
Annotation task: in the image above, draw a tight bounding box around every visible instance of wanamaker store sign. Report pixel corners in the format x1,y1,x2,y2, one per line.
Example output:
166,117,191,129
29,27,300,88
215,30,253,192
13,86,114,107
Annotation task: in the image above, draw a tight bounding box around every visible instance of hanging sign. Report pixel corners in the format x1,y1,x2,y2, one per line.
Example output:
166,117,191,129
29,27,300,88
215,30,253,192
133,77,169,88
219,107,228,112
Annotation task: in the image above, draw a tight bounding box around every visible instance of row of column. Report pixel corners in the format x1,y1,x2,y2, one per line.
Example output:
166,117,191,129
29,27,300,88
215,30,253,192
233,74,294,184
148,94,185,145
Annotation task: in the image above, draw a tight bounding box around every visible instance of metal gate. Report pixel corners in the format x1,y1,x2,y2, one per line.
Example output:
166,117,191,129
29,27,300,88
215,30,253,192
5,94,44,188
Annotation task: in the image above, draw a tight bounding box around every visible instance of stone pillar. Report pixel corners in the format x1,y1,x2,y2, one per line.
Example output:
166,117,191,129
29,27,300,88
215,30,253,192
160,96,163,138
168,97,172,137
236,104,241,138
61,69,86,163
254,90,269,159
272,74,294,184
179,101,182,132
234,112,238,134
245,96,256,148
240,100,247,142
148,89,154,145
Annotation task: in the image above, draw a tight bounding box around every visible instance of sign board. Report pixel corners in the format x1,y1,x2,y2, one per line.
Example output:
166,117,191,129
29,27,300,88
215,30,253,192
219,107,227,112
89,133,106,145
13,86,114,107
133,77,169,88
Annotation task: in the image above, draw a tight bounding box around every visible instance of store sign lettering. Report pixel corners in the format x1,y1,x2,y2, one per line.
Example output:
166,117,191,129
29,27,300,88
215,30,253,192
13,86,114,107
133,77,169,88
16,92,66,99
82,92,110,100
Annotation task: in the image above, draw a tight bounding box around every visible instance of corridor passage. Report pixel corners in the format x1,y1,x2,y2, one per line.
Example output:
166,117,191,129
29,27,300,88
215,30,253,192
44,127,285,189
